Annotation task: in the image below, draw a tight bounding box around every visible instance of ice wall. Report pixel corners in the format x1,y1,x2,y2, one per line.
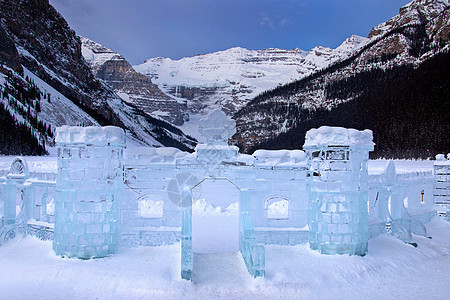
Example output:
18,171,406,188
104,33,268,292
53,126,125,258
304,126,374,255
434,154,450,220
367,161,432,243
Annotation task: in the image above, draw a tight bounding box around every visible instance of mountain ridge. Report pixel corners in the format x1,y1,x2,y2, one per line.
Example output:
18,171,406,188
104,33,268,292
0,0,197,154
81,37,186,125
130,34,367,139
233,0,450,155
231,0,450,157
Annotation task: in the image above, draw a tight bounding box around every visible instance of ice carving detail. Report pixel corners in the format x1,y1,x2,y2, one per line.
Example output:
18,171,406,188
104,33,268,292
198,109,236,145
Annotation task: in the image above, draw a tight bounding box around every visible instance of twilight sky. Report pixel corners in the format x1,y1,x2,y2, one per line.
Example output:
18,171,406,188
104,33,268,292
50,0,412,65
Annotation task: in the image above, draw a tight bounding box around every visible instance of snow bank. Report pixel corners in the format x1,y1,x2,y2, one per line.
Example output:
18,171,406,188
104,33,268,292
55,126,125,146
304,126,374,148
192,198,239,216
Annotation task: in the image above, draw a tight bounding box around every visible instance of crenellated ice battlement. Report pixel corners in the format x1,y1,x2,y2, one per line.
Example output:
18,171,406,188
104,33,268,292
55,125,125,146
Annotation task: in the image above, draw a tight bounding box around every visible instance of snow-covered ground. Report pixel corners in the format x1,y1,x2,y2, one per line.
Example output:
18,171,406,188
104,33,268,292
0,218,449,299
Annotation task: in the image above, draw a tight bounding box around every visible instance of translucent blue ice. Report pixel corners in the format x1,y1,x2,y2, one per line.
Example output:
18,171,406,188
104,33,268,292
434,154,450,220
240,189,265,277
181,187,193,280
52,126,125,258
304,127,374,255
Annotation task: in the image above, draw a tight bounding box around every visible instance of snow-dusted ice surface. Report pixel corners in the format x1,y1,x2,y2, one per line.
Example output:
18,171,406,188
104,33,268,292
304,126,374,147
368,159,435,174
0,156,57,173
0,156,436,175
0,218,449,299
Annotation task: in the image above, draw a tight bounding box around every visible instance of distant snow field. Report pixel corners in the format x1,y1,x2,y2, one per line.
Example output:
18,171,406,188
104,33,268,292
0,219,449,299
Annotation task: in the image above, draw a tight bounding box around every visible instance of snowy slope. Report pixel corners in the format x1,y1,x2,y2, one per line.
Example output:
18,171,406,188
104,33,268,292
133,37,366,139
135,36,366,95
22,67,98,127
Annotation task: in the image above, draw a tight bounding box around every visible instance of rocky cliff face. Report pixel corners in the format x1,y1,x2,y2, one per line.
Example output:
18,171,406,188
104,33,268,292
362,0,450,62
231,0,450,152
133,37,366,133
0,0,123,126
81,37,185,125
0,25,22,75
0,0,197,152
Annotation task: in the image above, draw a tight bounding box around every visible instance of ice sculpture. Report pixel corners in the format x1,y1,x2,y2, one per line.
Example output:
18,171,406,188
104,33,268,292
372,161,413,243
178,110,265,279
0,157,29,244
240,189,265,277
198,109,236,146
434,154,450,220
52,126,125,258
181,187,193,280
196,109,239,167
304,127,374,255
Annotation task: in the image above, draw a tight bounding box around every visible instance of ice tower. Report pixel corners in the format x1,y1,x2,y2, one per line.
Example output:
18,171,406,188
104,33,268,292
53,126,125,258
304,127,374,255
434,154,450,219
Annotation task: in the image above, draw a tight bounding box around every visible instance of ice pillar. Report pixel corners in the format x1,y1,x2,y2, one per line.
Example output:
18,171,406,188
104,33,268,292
239,189,265,277
304,127,374,255
181,187,193,281
53,126,125,258
4,157,29,226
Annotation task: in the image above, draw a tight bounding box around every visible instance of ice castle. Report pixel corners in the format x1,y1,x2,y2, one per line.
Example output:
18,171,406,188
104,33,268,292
0,110,445,280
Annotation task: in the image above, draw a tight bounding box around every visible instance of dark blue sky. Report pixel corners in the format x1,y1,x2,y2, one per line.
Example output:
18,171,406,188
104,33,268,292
50,0,412,65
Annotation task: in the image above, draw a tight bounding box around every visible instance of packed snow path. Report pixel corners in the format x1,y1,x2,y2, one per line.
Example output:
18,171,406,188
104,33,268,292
0,218,449,299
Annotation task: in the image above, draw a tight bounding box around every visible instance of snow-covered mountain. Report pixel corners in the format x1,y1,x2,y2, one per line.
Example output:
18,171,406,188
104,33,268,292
231,0,450,156
0,0,196,154
81,37,186,125
133,36,366,137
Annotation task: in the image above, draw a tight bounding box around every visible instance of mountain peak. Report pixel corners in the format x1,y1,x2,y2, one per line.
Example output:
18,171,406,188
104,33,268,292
369,0,449,39
80,37,125,73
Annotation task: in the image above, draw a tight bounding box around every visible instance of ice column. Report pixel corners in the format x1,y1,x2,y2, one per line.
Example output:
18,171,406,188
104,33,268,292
181,187,193,281
0,157,29,244
304,127,374,255
239,189,265,277
3,157,29,226
53,126,125,258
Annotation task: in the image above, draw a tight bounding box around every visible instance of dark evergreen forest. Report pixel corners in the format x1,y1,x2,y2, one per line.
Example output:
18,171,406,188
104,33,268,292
0,102,47,155
0,68,51,155
247,51,450,159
